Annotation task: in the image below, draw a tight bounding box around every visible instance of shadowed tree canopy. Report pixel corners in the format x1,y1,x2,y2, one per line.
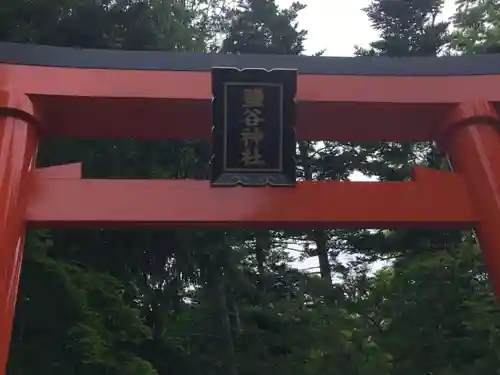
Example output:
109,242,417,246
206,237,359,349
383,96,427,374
357,0,449,56
222,0,306,54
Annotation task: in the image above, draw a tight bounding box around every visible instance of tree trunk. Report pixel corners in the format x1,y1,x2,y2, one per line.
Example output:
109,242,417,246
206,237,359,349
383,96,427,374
255,230,269,293
202,253,239,375
299,142,333,288
313,230,333,287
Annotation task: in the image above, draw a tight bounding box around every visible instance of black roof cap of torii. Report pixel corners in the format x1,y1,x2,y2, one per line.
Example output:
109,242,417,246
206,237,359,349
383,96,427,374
1,42,500,76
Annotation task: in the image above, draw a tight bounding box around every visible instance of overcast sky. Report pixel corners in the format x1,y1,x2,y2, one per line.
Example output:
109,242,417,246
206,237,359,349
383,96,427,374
276,0,457,56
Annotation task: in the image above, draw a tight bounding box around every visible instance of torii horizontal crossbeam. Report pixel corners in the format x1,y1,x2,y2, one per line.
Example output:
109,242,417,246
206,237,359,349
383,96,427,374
2,42,500,141
26,165,478,229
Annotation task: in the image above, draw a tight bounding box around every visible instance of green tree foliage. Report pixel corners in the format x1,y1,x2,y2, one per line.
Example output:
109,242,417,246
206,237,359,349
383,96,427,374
0,0,230,51
357,0,449,56
222,0,306,54
9,232,157,375
355,242,500,375
450,0,500,53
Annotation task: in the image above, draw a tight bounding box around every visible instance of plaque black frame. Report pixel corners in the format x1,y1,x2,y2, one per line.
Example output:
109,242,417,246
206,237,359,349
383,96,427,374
210,67,297,187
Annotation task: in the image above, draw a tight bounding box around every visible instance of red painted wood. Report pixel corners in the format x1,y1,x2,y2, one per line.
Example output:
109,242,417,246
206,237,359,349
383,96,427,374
26,167,477,229
441,102,500,297
1,64,500,141
0,110,37,375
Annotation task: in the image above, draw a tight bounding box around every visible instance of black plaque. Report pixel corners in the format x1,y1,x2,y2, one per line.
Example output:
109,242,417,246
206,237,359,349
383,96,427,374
210,67,297,186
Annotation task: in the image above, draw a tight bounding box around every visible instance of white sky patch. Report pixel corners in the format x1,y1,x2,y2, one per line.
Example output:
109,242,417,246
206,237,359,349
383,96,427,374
276,0,457,56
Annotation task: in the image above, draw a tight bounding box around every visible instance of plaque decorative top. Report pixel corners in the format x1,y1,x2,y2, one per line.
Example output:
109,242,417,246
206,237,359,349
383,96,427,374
210,67,297,186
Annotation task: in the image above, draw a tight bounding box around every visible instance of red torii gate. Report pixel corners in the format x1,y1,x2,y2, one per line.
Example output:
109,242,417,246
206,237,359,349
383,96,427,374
1,42,500,373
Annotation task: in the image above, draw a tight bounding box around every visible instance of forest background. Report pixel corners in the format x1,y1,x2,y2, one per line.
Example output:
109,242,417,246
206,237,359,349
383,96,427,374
2,0,500,374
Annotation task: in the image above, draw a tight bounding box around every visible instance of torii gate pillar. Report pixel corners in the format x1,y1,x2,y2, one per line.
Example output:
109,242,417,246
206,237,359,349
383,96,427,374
441,101,500,293
0,92,38,373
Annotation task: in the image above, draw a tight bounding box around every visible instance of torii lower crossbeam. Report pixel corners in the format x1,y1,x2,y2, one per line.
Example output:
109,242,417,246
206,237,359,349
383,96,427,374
27,165,477,229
